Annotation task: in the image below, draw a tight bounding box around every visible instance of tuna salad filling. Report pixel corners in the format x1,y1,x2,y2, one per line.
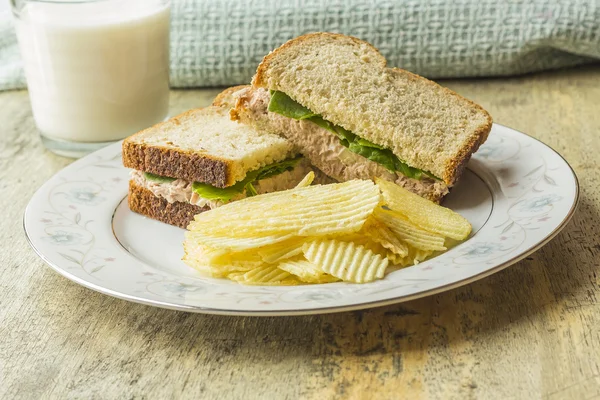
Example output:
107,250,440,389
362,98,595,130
233,87,449,202
132,157,316,210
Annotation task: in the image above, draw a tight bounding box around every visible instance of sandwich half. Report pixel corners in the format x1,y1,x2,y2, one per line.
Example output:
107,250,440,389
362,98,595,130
123,104,317,228
231,33,493,202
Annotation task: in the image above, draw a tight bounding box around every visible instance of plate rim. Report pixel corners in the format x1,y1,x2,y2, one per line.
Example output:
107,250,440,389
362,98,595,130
23,124,580,316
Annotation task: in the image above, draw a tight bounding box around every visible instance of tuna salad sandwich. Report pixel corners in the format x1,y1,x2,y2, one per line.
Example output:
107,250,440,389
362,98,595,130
231,32,493,202
122,99,319,228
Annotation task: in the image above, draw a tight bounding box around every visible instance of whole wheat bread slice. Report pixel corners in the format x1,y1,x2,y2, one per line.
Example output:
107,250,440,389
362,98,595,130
122,106,295,188
128,180,208,228
252,33,492,185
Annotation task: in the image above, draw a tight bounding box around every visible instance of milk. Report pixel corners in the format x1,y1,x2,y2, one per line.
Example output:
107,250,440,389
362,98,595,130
15,0,170,144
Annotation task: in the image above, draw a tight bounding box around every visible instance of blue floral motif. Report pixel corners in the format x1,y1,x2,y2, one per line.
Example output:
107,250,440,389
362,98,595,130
42,230,84,246
162,282,211,296
292,289,342,302
461,242,504,259
476,145,504,160
519,194,562,212
67,186,105,205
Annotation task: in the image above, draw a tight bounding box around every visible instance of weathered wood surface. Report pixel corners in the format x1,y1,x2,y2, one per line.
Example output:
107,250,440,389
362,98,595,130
1,66,599,400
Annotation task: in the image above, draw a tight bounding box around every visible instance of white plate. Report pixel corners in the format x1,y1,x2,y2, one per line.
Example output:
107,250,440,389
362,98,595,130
24,124,579,316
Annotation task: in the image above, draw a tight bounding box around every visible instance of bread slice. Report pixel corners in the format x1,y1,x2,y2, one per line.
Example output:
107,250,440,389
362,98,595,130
252,33,492,185
128,180,208,229
122,106,295,188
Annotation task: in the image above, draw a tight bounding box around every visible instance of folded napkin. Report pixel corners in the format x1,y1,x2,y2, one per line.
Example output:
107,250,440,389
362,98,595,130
1,0,598,91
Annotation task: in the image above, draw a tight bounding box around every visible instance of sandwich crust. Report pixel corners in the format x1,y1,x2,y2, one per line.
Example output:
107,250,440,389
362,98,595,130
212,85,251,108
251,32,493,186
128,180,208,229
252,33,383,87
122,137,232,188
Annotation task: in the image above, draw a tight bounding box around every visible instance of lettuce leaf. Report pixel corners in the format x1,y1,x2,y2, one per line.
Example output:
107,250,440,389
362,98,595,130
191,156,302,202
245,182,258,197
268,90,439,180
144,172,176,183
255,157,302,181
191,180,248,202
268,90,317,120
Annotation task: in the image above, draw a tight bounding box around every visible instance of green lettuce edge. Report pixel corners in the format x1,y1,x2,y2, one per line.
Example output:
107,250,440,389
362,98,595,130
144,172,176,183
190,156,302,202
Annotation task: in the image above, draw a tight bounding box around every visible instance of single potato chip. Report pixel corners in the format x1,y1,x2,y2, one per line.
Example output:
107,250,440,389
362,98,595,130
375,178,472,240
295,171,315,188
230,265,300,286
184,230,294,252
257,238,306,264
374,208,446,251
182,240,265,277
183,240,226,262
392,247,434,267
303,239,389,283
411,248,434,264
278,258,340,283
384,251,407,266
362,219,409,257
183,241,263,265
189,180,381,238
351,238,406,267
183,256,257,278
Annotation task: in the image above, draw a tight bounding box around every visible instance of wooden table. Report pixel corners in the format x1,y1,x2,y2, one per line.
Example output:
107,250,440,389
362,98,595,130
1,66,599,400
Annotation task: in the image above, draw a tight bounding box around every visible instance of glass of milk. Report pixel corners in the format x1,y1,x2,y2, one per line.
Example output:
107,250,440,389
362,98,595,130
12,0,171,158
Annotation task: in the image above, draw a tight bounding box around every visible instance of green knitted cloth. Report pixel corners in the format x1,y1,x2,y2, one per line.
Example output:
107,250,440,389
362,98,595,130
1,0,598,91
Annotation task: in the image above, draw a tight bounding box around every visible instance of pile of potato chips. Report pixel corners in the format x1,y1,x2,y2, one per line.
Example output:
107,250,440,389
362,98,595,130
183,173,471,285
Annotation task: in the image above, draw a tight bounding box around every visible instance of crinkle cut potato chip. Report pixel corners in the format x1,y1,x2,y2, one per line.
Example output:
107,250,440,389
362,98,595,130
229,265,301,286
374,208,446,251
303,239,388,283
189,180,380,237
356,239,407,266
375,177,471,240
294,171,315,188
361,219,409,257
278,258,340,283
257,238,306,263
184,230,294,252
182,244,264,278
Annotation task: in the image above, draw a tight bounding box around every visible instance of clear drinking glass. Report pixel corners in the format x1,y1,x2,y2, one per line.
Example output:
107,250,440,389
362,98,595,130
11,0,171,158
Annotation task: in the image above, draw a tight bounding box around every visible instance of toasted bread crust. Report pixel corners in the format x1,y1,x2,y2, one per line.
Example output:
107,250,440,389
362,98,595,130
122,127,233,188
252,32,493,186
387,68,493,185
212,85,251,108
128,180,208,229
252,32,380,87
443,113,492,184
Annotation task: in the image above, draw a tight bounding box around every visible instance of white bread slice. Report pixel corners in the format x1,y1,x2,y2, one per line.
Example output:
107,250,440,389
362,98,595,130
252,33,492,185
122,106,295,187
